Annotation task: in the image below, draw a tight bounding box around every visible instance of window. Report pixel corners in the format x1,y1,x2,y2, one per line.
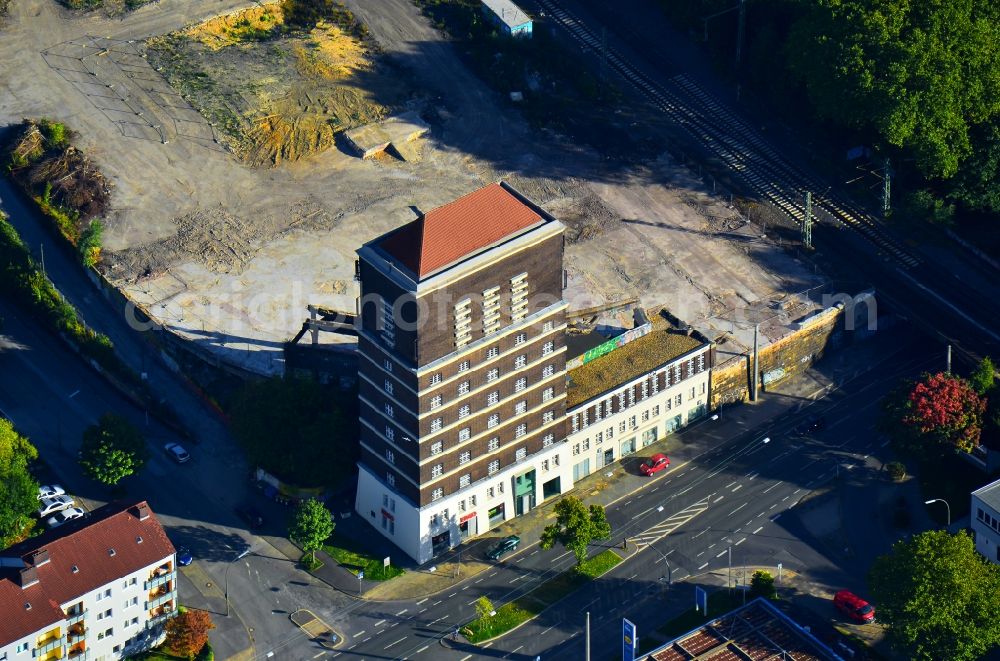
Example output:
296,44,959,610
651,374,659,394
572,415,579,433
543,320,554,332
487,368,500,382
543,433,555,447
488,486,496,498
487,346,500,359
387,473,395,487
458,499,466,512
511,273,529,321
582,410,589,427
488,413,500,428
542,459,549,471
460,474,471,488
515,332,527,346
459,427,471,441
430,395,442,409
384,403,394,418
629,415,637,428
97,608,112,621
385,449,395,464
690,387,696,399
698,353,706,371
431,464,443,478
687,358,695,375
98,628,113,640
459,451,471,465
459,405,471,419
542,365,554,377
515,424,527,437
458,381,470,395
515,400,527,415
16,643,29,654
675,394,683,406
131,616,139,626
458,360,470,372
470,495,477,506
430,373,441,385
665,397,672,410
499,481,504,493
386,426,395,442
573,443,580,455
607,426,614,439
619,421,626,433
384,379,394,395
642,410,650,422
384,358,393,372
543,387,554,401
596,431,603,444
652,405,660,417
515,447,527,461
432,488,444,501
488,437,500,451
542,341,554,356
515,377,527,392
455,299,472,348
543,411,554,423
380,296,396,347
431,417,442,432
488,460,500,475
515,354,527,368
553,455,559,466
641,382,648,399
487,391,500,405
629,388,635,406
483,286,501,335
96,588,111,601
431,441,443,455
700,382,707,395
583,438,591,451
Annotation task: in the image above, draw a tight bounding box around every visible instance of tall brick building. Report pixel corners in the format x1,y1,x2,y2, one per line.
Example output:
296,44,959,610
354,182,572,563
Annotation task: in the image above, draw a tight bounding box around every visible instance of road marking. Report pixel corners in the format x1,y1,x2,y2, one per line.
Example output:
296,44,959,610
555,551,572,560
713,495,725,503
461,585,469,590
629,572,639,580
624,499,632,507
708,543,716,549
634,506,654,519
530,550,539,556
460,656,473,661
447,592,458,598
483,642,493,648
430,615,448,625
361,636,371,643
417,645,430,654
698,562,709,570
729,503,747,516
753,526,764,534
540,625,556,636
763,483,779,493
510,574,528,583
770,503,778,509
693,529,708,539
395,609,408,616
697,551,705,557
313,652,325,658
418,607,428,614
793,489,802,495
416,598,428,605
509,645,524,655
474,578,484,584
745,471,759,480
373,620,385,628
716,550,727,558
735,537,747,546
467,598,480,606
731,484,743,493
881,439,890,447
354,631,365,637
725,480,738,488
782,496,790,502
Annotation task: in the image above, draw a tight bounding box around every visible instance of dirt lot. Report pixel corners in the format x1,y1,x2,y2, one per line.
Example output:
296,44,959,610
0,0,823,375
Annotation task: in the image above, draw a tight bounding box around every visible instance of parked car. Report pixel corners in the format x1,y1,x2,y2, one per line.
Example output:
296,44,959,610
37,484,65,500
176,548,194,566
46,507,86,528
834,590,875,623
640,453,671,476
487,535,521,561
38,495,75,517
164,442,191,464
235,505,264,529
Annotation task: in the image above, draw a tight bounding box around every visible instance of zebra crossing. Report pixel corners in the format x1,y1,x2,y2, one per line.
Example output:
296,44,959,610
629,496,711,552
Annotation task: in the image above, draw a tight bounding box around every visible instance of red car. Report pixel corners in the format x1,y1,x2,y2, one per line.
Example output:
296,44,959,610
640,453,671,476
834,590,875,623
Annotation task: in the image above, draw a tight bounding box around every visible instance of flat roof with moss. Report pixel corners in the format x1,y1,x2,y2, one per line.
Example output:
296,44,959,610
566,327,706,408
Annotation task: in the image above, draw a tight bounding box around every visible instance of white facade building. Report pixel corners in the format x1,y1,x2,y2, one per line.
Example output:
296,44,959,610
972,478,1000,563
0,501,177,661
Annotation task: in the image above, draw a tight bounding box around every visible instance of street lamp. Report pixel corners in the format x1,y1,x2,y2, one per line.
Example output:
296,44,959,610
225,548,251,617
924,498,951,527
651,544,673,586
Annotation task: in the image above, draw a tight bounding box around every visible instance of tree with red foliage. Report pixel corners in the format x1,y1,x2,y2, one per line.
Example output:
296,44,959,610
164,609,214,660
902,372,986,453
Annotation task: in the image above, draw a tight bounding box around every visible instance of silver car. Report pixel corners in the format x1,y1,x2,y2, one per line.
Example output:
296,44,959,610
38,495,75,517
47,507,85,528
37,484,66,500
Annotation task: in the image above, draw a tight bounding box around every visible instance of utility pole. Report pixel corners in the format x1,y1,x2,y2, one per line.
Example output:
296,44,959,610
946,344,952,374
40,243,46,278
751,323,760,402
883,158,891,218
803,191,813,250
585,612,591,661
728,544,733,595
735,0,746,68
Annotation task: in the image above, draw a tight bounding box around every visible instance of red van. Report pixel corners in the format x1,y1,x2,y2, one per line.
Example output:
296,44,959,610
834,590,875,623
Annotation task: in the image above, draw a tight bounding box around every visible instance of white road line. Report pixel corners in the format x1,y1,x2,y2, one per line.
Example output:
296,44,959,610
793,489,802,495
354,631,365,638
634,507,654,519
698,562,709,570
395,609,408,616
696,551,704,557
415,597,428,605
460,656,473,661
461,585,469,590
417,645,430,654
474,578,484,584
708,543,716,549
731,484,743,493
745,471,759,480
361,637,371,643
373,620,385,628
430,615,448,625
313,652,325,658
735,537,747,546
556,551,573,560
447,592,457,598
713,495,725,503
432,600,442,606
716,550,727,558
693,529,708,539
753,526,764,534
724,480,738,488
729,503,747,516
530,550,539,556
782,496,790,502
881,439,890,447
418,607,428,614
762,483,779,493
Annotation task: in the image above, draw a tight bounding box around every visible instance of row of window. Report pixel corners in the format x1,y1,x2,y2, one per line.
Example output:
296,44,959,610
572,381,706,432
426,434,554,499
455,273,531,349
978,507,1000,534
425,350,556,406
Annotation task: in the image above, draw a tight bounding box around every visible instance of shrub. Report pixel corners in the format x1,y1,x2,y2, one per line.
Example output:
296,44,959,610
750,570,776,599
886,461,906,481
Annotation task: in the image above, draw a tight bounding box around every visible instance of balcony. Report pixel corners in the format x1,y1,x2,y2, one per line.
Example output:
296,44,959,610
33,635,65,656
144,570,175,591
145,590,175,611
66,648,88,661
64,609,87,626
66,625,86,644
146,607,177,630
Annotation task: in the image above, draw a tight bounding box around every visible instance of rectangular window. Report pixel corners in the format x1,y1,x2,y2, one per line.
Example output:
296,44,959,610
642,410,650,422
487,391,500,405
573,443,580,455
385,449,395,463
384,358,393,372
458,381,470,395
543,433,555,447
641,382,648,399
384,403,394,418
387,473,395,487
455,299,472,348
487,346,500,359
431,418,442,432
488,460,500,475
511,273,529,321
619,421,626,433
701,382,707,395
515,355,527,369
431,373,441,385
483,287,501,335
690,387,696,399
460,474,471,488
458,360,470,372
583,438,590,451
542,365,554,377
515,400,527,414
487,368,500,382
629,415,637,428
652,405,660,417
470,495,477,506
431,441,443,455
515,447,527,461
380,296,396,347
459,451,471,464
384,379,394,395
607,426,614,439
543,387,554,401
488,437,500,451
675,394,683,406
432,488,443,501
515,424,527,438
515,333,527,346
459,499,466,512
515,377,527,392
697,354,705,371
459,427,471,442
543,320,554,332
431,464,443,478
542,459,549,471
459,405,471,419
596,431,603,444
488,413,500,428
386,426,395,441
542,341,554,356
488,486,495,498
543,411,554,423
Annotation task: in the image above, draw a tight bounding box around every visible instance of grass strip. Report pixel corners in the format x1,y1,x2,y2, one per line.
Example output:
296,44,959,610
462,550,622,643
322,534,405,581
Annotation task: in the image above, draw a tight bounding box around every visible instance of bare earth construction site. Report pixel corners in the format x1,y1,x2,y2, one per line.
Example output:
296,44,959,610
0,0,825,375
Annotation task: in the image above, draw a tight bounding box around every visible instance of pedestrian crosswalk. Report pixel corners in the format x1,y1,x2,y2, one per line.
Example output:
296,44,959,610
629,497,711,552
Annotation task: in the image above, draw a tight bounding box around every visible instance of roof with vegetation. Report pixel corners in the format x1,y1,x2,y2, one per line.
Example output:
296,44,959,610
566,325,705,408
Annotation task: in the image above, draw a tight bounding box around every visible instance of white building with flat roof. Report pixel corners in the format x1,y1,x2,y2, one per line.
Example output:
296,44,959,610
481,0,533,37
972,478,1000,563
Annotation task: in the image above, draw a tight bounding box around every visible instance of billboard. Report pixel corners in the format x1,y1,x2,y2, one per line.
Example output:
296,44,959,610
623,618,637,661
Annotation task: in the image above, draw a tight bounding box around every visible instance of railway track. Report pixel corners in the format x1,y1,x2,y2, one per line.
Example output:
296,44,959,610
537,0,921,269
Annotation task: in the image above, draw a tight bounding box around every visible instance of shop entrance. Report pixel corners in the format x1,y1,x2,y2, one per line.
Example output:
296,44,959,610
431,530,451,556
513,470,536,516
459,513,477,540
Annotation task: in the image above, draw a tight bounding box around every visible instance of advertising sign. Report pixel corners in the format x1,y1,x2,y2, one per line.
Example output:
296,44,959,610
623,618,637,661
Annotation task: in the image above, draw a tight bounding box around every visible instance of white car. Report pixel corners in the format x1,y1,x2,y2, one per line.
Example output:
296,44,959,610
46,507,85,528
37,484,66,500
164,442,191,464
38,495,75,517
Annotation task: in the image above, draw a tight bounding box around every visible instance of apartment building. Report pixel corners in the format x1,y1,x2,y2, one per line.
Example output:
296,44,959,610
565,326,712,481
972,478,1000,563
0,501,177,661
354,182,572,563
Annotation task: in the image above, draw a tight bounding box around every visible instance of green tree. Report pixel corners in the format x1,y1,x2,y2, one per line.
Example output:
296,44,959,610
288,498,334,563
969,356,997,396
786,0,1000,179
948,119,1000,214
78,413,147,485
539,496,612,565
869,530,1000,660
0,419,40,546
750,570,776,599
474,595,494,621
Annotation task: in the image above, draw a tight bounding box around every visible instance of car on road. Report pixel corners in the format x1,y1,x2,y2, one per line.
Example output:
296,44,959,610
235,504,264,529
46,507,85,528
487,535,520,561
164,442,191,464
834,590,875,623
37,484,65,500
640,453,671,476
38,495,75,517
176,548,193,566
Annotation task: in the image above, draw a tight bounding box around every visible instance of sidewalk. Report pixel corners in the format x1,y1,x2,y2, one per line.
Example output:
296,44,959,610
358,331,906,602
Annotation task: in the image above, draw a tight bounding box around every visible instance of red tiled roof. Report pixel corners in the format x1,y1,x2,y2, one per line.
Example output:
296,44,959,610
378,182,543,278
0,500,175,646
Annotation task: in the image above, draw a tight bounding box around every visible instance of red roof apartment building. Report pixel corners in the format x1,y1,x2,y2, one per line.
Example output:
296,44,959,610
0,501,177,661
